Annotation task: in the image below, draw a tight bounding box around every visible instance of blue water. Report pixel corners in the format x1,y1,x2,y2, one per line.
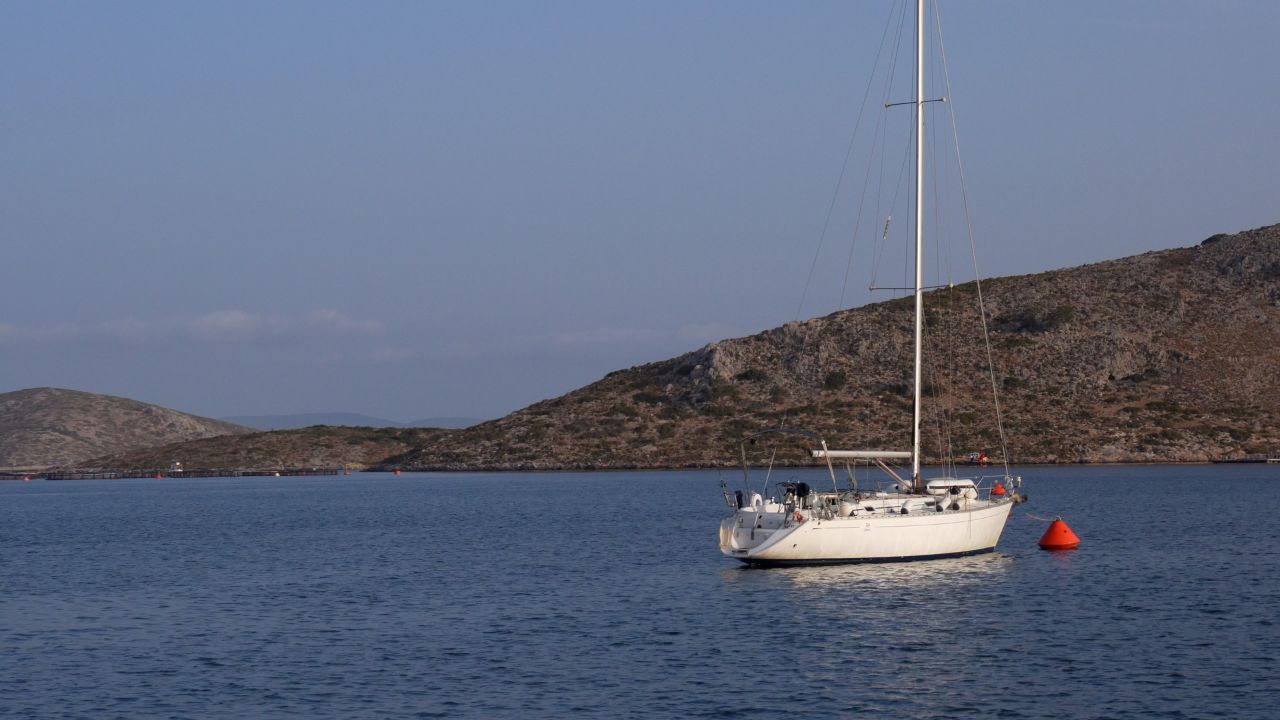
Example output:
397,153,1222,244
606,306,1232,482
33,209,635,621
2,465,1278,719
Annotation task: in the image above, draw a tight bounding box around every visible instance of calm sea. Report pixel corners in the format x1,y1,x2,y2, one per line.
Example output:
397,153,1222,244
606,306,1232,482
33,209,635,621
2,465,1277,719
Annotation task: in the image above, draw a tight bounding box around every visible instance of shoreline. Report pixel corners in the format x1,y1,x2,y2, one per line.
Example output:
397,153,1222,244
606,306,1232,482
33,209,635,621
11,458,1280,480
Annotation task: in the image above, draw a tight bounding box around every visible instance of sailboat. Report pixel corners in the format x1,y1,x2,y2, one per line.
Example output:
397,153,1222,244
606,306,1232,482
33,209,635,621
718,0,1022,566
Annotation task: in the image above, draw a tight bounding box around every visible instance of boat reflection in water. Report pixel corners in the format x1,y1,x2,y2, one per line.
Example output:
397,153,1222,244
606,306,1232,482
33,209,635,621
719,552,1014,598
718,553,1018,673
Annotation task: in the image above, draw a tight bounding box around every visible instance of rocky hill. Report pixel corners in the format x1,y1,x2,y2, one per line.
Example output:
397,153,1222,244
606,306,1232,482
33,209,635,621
0,388,250,469
90,425,452,471
77,223,1280,471
379,223,1280,469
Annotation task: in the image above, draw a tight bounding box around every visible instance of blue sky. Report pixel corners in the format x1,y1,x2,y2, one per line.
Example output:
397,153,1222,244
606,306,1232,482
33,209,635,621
2,1,1277,421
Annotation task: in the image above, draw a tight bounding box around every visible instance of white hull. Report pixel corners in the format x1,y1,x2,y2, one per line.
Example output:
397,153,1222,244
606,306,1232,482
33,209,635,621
720,499,1012,566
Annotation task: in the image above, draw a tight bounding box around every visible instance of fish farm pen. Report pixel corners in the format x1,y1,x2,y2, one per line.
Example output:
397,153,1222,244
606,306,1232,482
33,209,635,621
17,468,345,480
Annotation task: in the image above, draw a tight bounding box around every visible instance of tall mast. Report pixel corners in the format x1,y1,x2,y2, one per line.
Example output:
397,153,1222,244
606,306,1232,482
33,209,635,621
911,0,925,489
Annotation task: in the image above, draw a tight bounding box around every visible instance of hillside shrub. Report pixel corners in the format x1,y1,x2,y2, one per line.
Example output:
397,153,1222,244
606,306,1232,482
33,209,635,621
995,304,1075,333
632,389,666,405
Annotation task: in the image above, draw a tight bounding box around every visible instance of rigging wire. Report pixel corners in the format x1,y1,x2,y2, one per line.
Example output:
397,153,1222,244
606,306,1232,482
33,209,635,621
783,3,903,444
868,1,911,298
838,1,904,309
927,2,956,477
934,0,1013,478
937,10,961,478
774,2,1013,484
941,291,957,475
868,115,916,295
794,2,901,324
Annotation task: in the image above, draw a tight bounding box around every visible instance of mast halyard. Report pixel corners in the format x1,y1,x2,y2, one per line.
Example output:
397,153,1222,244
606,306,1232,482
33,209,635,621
911,0,925,489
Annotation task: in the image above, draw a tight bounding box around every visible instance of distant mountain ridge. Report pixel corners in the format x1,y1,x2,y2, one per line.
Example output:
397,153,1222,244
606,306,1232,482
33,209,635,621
87,223,1280,471
0,388,249,469
221,413,481,431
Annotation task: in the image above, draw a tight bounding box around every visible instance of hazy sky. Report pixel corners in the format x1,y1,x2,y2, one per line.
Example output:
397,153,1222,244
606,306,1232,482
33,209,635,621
2,1,1277,421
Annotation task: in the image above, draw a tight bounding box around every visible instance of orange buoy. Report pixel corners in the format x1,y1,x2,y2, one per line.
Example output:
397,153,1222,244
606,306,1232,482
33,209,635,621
394,469,401,476
155,472,163,480
1039,517,1080,551
991,482,1007,496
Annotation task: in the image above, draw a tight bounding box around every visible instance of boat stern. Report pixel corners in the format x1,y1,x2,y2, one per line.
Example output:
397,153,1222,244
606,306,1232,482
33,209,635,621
720,509,795,561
